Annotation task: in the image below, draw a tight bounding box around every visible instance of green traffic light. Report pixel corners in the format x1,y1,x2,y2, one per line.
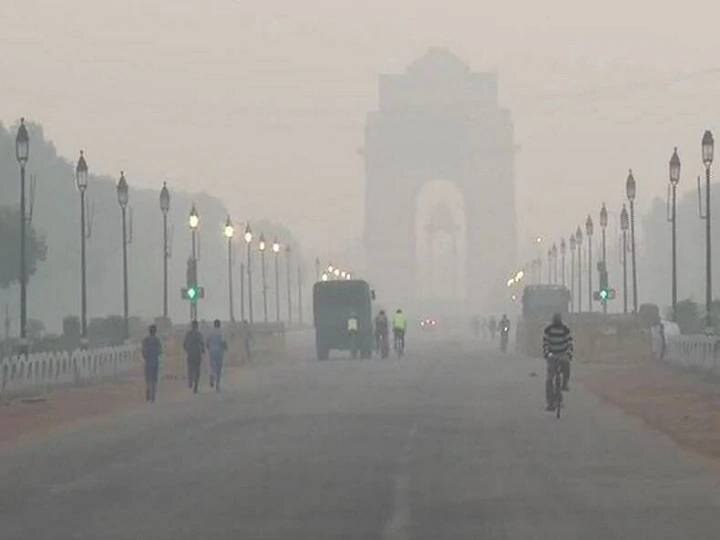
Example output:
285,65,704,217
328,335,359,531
187,287,197,300
599,290,608,300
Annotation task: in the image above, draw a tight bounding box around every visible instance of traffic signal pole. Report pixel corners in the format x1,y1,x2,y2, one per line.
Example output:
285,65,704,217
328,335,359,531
602,227,607,314
191,229,197,321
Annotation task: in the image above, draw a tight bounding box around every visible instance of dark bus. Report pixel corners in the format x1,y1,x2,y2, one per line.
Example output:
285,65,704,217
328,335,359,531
517,285,571,356
313,280,374,360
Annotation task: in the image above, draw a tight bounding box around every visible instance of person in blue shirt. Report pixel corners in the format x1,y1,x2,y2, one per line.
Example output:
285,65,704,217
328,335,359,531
206,319,228,392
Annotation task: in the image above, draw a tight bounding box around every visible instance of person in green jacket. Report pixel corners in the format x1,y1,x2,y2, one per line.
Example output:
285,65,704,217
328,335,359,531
392,309,407,356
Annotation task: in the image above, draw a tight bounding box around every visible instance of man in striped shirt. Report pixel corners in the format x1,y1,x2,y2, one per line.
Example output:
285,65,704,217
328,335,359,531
543,313,573,411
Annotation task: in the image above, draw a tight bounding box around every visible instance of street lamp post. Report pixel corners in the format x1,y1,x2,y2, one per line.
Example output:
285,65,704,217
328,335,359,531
600,202,608,314
560,238,567,287
547,249,552,284
576,227,583,313
273,239,281,323
586,215,594,313
626,169,638,313
620,205,629,314
116,172,130,340
75,151,89,343
702,131,714,330
240,260,245,322
259,234,268,323
569,234,576,312
298,265,304,325
286,245,293,324
188,205,199,321
224,216,235,323
244,224,253,324
552,243,558,284
15,119,29,348
159,182,170,320
669,147,681,321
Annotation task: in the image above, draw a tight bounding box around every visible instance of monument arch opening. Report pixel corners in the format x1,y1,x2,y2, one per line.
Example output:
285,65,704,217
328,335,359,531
363,48,517,315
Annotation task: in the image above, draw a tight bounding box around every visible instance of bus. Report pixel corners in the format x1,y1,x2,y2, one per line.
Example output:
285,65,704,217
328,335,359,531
313,280,374,360
517,285,571,356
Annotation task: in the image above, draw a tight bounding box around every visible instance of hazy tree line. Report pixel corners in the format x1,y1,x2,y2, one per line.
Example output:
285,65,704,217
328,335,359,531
0,121,305,337
642,185,720,332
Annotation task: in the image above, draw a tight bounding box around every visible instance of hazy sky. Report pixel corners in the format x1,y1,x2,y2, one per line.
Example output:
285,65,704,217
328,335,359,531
2,0,719,257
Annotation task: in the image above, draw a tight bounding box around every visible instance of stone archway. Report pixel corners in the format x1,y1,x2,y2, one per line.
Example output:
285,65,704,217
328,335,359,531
363,48,517,313
415,180,466,304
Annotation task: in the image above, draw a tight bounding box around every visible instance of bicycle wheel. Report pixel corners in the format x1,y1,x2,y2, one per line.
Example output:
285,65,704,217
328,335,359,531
555,371,563,419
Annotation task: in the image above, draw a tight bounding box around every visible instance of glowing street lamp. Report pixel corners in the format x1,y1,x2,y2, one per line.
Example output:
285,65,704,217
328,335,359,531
187,204,200,321
224,216,235,322
273,239,281,323
244,223,254,324
259,233,268,323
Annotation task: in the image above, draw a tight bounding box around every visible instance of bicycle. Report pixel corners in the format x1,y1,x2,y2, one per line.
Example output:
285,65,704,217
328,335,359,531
376,332,389,359
548,353,564,418
393,330,405,358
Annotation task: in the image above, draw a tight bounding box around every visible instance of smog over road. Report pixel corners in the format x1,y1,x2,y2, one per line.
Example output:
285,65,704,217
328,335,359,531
2,1,720,538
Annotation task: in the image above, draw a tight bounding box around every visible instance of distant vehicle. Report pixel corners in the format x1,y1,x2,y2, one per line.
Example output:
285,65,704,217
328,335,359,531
313,280,374,360
517,285,571,357
420,318,438,330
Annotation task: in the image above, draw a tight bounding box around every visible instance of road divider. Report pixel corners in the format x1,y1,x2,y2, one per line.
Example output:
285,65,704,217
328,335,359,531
1,344,138,397
665,335,720,374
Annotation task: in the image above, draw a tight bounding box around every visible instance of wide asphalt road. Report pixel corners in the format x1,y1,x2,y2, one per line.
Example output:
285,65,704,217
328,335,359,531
2,333,720,539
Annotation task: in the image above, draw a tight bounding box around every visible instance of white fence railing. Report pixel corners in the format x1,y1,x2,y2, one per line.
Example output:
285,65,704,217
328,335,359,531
665,335,720,374
0,344,139,395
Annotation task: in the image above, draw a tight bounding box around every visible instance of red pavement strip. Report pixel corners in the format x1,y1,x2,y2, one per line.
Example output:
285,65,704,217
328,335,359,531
0,368,191,448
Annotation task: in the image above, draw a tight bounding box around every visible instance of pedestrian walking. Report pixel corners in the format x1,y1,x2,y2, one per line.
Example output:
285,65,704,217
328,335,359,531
183,320,205,393
141,324,162,402
206,319,228,392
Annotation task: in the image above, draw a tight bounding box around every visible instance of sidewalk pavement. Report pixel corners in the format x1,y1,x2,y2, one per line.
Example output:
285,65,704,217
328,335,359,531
581,358,720,463
1,365,201,449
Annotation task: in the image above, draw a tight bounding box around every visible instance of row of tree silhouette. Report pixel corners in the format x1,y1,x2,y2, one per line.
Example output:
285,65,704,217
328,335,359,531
0,120,304,335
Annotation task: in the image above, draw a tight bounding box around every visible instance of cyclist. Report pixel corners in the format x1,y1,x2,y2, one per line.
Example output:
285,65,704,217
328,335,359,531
374,310,389,358
499,314,510,352
543,312,573,411
392,308,407,356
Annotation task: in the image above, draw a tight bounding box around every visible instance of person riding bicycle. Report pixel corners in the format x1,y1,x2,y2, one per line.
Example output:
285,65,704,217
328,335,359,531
499,314,511,352
543,312,573,411
392,308,407,355
374,310,389,358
